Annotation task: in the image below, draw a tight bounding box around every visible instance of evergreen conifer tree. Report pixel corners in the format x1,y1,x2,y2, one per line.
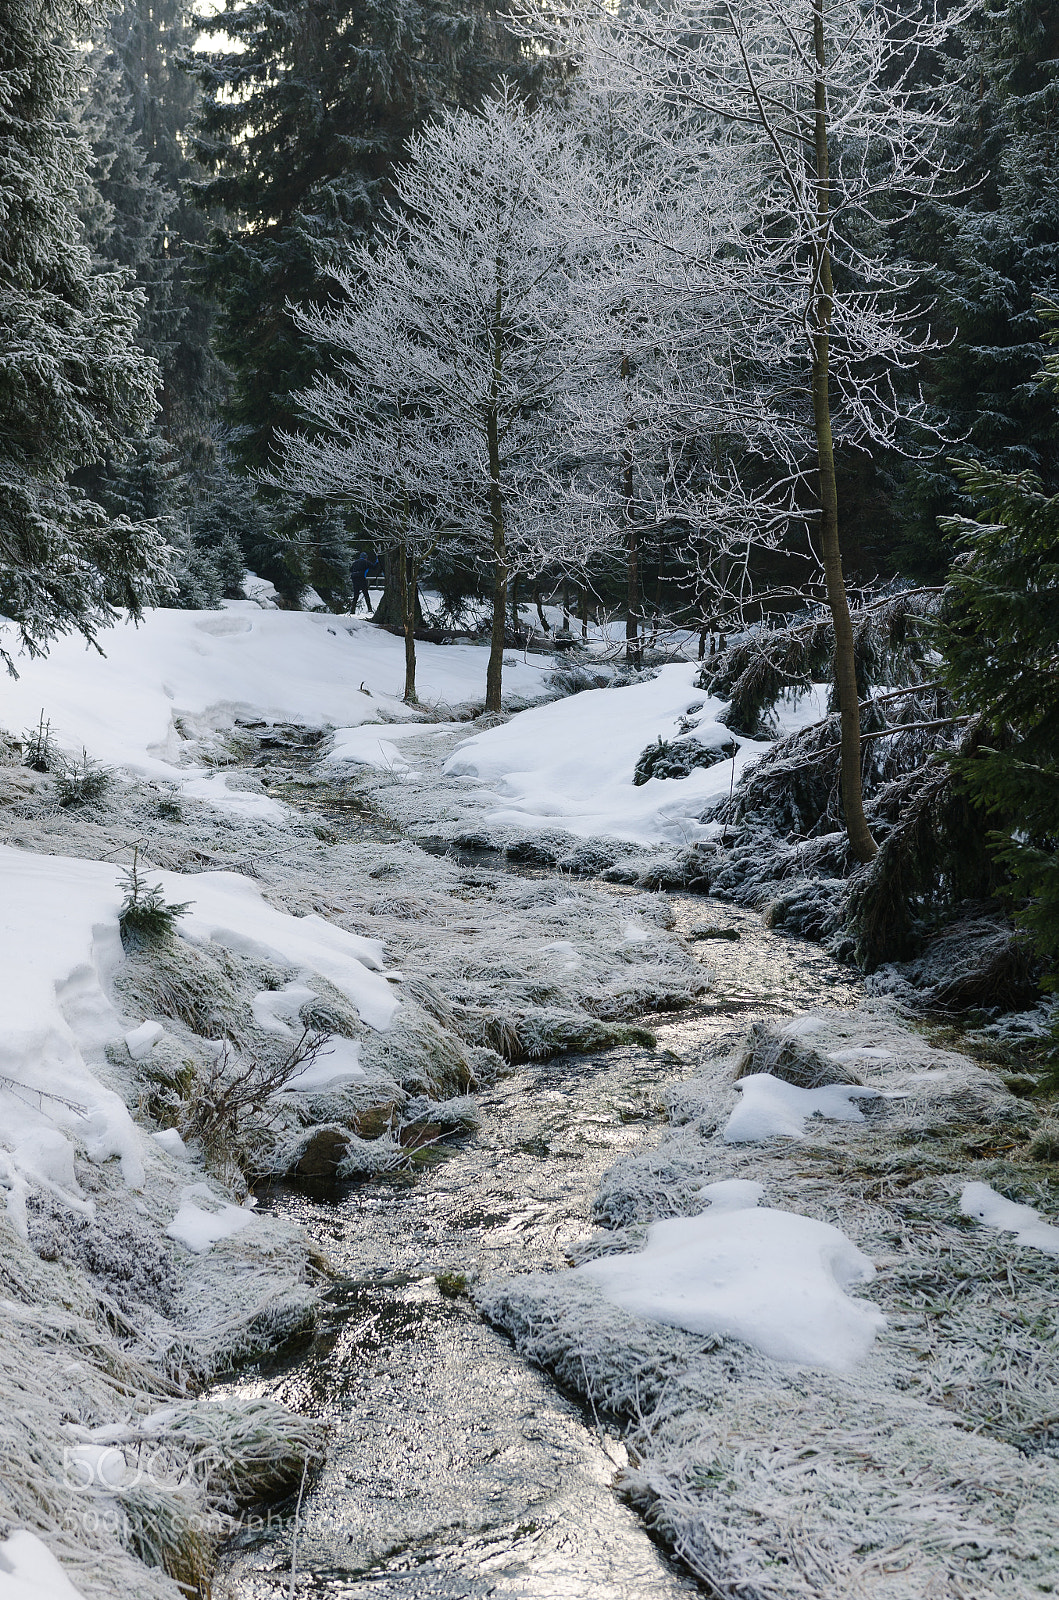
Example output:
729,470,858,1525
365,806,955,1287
940,458,1059,980
898,0,1059,573
191,0,539,479
0,0,172,664
91,0,222,446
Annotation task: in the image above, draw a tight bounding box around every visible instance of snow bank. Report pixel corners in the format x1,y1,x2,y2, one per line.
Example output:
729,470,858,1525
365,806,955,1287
0,847,145,1228
442,663,769,844
165,866,400,1031
0,605,550,814
576,1181,884,1370
960,1181,1059,1257
0,843,401,1240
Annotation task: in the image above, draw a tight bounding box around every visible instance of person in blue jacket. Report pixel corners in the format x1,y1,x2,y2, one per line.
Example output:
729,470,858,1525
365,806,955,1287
351,551,381,615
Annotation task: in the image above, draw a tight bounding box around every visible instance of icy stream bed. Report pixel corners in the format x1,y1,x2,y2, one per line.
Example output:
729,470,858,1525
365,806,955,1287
213,897,860,1598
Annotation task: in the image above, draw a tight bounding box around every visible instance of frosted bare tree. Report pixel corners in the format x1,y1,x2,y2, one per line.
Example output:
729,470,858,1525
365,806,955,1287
536,0,969,860
266,86,596,712
265,395,465,702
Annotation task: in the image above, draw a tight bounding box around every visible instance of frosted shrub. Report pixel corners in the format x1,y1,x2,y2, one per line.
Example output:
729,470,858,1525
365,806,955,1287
633,734,738,786
179,1029,333,1173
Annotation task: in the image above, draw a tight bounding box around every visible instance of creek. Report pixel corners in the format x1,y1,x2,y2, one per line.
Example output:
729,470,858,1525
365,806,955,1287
213,872,862,1599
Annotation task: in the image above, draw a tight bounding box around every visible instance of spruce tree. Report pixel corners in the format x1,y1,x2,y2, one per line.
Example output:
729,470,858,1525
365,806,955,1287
91,0,222,445
190,0,538,478
939,459,1059,979
0,0,171,663
898,0,1059,573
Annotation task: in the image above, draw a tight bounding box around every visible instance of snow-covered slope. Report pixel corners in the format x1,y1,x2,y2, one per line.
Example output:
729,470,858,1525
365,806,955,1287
442,663,823,845
0,844,401,1242
0,604,551,814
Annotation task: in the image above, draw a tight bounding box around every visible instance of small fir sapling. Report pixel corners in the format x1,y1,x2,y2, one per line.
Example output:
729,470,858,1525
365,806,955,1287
21,711,57,772
54,747,112,807
633,734,738,785
119,847,192,947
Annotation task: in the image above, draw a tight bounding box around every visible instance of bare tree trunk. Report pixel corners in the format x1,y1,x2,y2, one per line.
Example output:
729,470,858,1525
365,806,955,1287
486,493,506,712
561,576,571,632
811,0,877,863
510,569,520,635
400,543,417,703
485,278,507,714
534,584,550,633
621,351,641,669
374,547,403,627
482,267,509,713
626,523,641,669
376,544,424,633
652,534,665,643
580,584,589,639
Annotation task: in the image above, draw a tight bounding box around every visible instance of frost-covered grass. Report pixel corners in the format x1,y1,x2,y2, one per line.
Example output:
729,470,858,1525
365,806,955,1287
478,1001,1059,1598
0,678,708,1597
8,600,1051,1597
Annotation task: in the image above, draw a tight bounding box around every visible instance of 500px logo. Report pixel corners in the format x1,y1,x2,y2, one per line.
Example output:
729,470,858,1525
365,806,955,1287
61,1444,225,1493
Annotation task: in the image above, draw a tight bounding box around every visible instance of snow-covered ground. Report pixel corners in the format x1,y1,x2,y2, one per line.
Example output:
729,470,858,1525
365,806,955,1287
0,597,723,1598
442,663,786,844
0,842,404,1248
2,593,826,847
326,663,827,847
0,602,551,818
1,594,1055,1600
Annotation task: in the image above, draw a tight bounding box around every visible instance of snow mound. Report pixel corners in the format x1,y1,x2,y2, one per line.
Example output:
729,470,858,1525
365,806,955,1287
442,662,768,844
960,1181,1059,1257
576,1184,884,1370
723,1072,878,1142
0,843,401,1241
168,867,399,1030
167,1184,256,1253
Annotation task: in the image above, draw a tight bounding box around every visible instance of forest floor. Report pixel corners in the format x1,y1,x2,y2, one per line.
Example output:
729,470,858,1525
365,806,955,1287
0,598,1056,1599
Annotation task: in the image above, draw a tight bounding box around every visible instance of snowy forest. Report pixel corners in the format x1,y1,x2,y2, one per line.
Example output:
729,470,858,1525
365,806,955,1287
1,0,1059,1595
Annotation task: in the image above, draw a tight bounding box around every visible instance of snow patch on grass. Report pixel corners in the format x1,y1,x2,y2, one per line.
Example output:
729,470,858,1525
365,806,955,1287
576,1182,884,1369
960,1181,1059,1257
723,1072,879,1142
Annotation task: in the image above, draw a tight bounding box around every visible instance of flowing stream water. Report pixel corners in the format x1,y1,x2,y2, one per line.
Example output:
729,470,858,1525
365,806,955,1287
213,874,862,1600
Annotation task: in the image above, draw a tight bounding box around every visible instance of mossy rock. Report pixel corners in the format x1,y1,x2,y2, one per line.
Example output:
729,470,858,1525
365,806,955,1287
287,1127,352,1178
